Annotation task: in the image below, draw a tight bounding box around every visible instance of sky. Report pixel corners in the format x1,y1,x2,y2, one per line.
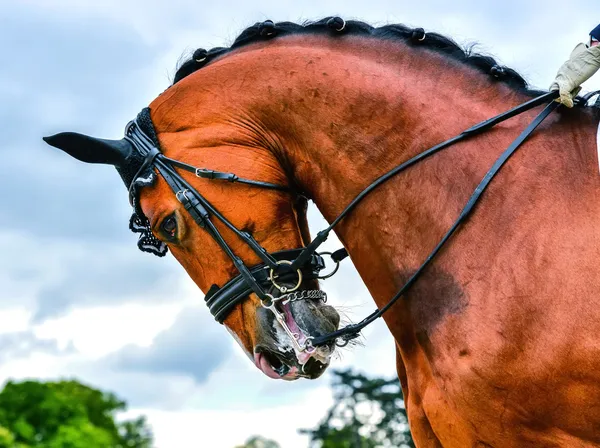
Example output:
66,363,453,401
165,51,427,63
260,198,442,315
1,1,599,447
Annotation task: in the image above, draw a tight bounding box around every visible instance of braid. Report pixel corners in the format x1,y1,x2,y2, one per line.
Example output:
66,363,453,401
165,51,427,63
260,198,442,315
173,16,535,95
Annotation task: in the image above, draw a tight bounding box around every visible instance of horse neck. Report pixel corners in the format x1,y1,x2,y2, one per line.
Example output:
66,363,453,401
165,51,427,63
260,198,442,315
258,39,541,305
154,36,598,310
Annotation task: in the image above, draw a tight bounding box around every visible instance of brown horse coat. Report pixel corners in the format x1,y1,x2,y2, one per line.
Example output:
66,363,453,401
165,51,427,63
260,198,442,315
49,23,600,446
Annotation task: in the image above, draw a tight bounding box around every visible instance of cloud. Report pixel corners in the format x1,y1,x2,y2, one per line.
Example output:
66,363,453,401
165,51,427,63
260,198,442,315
105,307,231,384
0,3,197,324
1,1,600,447
0,331,72,363
0,4,193,321
0,230,187,322
33,248,185,321
0,4,165,244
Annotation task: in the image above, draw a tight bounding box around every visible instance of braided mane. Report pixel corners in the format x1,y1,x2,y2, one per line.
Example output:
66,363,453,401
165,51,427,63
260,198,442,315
173,17,536,94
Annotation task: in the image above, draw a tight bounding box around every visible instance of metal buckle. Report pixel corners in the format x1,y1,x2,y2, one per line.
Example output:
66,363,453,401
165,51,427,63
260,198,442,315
195,168,213,178
175,189,190,203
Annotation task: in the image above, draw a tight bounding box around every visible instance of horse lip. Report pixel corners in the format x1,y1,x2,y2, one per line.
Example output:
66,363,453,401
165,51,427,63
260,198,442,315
254,352,282,379
254,346,295,377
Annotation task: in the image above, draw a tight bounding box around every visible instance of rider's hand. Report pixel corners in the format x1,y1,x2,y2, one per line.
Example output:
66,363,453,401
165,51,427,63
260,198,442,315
550,83,581,108
550,43,600,108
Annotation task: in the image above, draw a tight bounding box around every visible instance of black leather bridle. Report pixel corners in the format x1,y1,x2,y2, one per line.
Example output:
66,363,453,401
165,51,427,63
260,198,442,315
126,91,560,350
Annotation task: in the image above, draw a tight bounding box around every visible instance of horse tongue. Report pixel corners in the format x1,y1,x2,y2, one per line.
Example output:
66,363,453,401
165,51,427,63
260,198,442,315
255,353,281,379
281,302,312,364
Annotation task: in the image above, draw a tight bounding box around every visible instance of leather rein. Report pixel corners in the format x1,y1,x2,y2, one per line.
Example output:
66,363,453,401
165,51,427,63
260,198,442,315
126,91,560,351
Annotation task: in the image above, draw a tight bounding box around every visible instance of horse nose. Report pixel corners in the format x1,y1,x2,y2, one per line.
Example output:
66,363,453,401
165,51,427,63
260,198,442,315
302,357,328,379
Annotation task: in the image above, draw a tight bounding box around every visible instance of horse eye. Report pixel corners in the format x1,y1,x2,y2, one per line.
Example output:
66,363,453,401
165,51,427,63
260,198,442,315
160,215,178,238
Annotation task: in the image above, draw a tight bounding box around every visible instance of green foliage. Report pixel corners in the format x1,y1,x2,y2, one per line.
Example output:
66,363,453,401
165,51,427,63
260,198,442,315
44,419,114,448
119,417,153,448
0,426,16,448
316,426,377,448
0,379,152,448
234,435,281,448
300,369,414,448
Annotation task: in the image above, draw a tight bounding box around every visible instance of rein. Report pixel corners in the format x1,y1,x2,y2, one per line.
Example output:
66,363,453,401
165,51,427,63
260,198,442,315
126,91,559,350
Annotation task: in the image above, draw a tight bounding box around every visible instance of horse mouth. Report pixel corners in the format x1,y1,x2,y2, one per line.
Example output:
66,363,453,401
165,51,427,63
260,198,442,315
254,348,329,380
254,349,297,379
254,288,339,380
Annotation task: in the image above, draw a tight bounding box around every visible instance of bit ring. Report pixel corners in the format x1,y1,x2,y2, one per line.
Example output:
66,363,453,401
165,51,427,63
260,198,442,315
269,260,302,293
261,293,275,308
317,251,341,279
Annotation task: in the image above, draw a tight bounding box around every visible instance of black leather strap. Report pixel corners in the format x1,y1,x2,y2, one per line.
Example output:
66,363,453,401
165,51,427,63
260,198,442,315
289,92,559,271
125,91,560,344
310,97,561,346
125,122,320,321
155,156,281,269
205,249,325,322
580,89,600,106
154,158,280,302
331,248,349,263
161,156,290,191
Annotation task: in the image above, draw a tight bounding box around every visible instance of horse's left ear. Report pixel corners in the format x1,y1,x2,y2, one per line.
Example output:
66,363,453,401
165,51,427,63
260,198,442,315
43,132,133,167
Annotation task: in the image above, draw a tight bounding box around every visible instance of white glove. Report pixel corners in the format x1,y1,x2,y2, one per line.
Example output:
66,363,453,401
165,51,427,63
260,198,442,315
549,43,600,107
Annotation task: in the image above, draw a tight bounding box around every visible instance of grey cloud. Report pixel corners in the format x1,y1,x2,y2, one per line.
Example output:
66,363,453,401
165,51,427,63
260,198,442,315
0,157,135,243
90,372,200,410
0,3,166,243
106,307,231,384
0,231,187,321
56,363,202,409
0,4,193,322
0,331,73,363
1,4,165,126
320,260,371,307
33,247,186,321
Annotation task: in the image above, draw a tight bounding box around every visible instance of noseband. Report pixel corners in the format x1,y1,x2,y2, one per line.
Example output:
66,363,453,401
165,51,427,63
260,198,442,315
125,92,560,350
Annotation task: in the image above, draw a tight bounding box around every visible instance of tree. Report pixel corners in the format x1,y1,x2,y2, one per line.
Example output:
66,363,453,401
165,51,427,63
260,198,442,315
0,379,152,447
0,426,16,448
300,369,414,448
234,435,281,448
119,417,153,448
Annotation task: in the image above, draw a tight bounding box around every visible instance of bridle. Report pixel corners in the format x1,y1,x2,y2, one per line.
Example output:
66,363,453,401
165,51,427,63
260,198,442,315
125,91,561,352
125,119,331,353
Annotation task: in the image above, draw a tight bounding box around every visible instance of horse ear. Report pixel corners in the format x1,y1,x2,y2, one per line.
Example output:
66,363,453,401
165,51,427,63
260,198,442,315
43,132,133,167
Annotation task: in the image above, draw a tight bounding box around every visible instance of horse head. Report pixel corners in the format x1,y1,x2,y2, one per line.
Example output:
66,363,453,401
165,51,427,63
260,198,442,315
43,108,340,380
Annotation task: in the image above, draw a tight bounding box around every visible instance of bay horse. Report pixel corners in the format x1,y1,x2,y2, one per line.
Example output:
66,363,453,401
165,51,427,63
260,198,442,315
43,18,600,447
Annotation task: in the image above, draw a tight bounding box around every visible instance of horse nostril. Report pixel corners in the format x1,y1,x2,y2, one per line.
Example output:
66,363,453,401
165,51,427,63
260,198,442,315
302,357,328,378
